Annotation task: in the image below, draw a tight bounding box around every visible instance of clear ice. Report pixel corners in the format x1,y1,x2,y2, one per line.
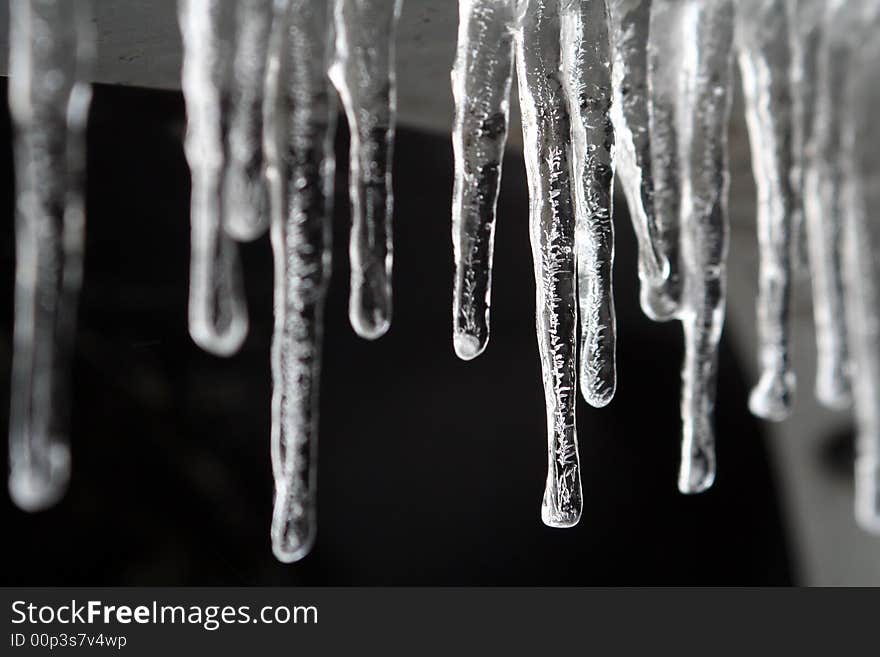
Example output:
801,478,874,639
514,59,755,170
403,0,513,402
7,0,94,511
668,0,735,494
179,0,252,356
264,0,336,564
451,0,516,361
329,0,403,340
737,0,797,422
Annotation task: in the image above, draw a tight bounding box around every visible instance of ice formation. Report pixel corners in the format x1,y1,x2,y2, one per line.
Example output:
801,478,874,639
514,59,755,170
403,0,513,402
8,0,880,556
6,0,94,511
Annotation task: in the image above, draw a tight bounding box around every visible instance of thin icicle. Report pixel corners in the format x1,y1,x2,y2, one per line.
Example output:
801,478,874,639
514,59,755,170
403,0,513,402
515,0,582,528
179,0,248,357
7,0,94,512
563,0,617,409
329,0,403,340
737,0,797,422
451,0,517,361
264,0,336,563
839,1,880,534
608,0,668,314
676,0,734,494
223,0,273,242
643,0,686,321
786,0,823,275
803,0,852,410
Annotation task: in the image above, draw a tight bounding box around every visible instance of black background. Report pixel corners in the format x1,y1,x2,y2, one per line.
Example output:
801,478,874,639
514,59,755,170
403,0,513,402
0,82,793,585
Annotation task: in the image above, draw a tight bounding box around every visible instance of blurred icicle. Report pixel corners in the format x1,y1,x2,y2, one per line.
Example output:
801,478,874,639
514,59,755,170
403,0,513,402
450,0,517,361
329,0,403,340
609,0,668,317
7,0,94,511
223,0,274,242
673,0,735,494
803,0,852,410
737,0,797,422
839,1,880,534
179,0,249,356
264,0,337,563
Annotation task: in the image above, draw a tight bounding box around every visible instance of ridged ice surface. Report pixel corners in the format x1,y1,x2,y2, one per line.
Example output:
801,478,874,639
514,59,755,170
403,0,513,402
179,0,251,356
451,0,516,361
264,0,336,564
7,0,93,512
737,0,797,422
838,1,880,533
329,0,402,340
657,0,735,494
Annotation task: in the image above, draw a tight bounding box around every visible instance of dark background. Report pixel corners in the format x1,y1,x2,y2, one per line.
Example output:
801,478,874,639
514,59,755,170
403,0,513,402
0,82,793,585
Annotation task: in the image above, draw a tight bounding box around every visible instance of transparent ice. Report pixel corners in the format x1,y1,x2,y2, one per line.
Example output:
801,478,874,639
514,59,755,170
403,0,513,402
329,0,403,340
7,0,94,512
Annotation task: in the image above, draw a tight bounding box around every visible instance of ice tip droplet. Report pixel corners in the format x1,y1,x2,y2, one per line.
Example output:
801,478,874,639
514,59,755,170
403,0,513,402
748,370,796,422
453,331,486,361
349,308,391,341
678,446,716,495
8,443,71,513
541,506,581,529
639,280,680,322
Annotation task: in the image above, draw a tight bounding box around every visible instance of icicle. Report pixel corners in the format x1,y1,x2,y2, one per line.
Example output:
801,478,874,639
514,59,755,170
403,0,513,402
515,0,582,527
329,0,403,340
839,1,880,533
563,0,617,409
608,0,669,318
802,0,852,410
264,0,336,563
737,0,797,422
179,0,249,356
7,0,94,512
223,0,273,242
673,0,735,494
450,0,516,361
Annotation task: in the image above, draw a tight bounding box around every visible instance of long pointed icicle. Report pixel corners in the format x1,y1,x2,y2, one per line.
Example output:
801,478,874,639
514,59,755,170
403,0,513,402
608,0,668,316
676,0,735,494
737,0,797,422
179,0,249,356
264,0,337,563
515,0,582,528
451,0,516,361
802,1,852,410
7,0,94,511
839,2,880,533
329,0,403,340
644,0,685,321
223,0,273,242
563,0,617,409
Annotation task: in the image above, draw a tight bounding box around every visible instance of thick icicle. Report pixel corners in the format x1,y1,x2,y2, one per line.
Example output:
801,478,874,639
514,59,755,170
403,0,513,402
675,0,735,494
515,0,581,527
608,0,668,314
802,1,852,410
737,0,797,422
450,0,516,361
223,0,273,242
264,0,336,563
179,0,249,356
563,0,617,409
643,0,685,321
7,0,94,511
329,0,403,340
839,2,880,533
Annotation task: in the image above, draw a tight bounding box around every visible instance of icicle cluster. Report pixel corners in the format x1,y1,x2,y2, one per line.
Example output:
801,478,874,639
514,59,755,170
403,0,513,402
451,0,880,532
177,0,403,562
7,0,880,562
